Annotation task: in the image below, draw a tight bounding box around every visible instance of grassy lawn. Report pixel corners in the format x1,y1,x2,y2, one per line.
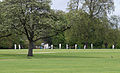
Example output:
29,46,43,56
0,49,120,73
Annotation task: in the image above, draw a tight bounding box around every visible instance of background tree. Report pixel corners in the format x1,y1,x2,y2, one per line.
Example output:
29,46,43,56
67,0,115,48
108,15,120,48
68,0,114,18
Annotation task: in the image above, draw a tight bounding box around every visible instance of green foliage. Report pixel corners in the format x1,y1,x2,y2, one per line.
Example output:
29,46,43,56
51,33,66,48
0,35,27,49
65,9,120,49
68,0,114,18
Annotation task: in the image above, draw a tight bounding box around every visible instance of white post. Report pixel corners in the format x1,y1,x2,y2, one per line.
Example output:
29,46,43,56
51,45,53,49
46,44,49,49
44,44,46,49
84,45,86,49
14,44,17,50
59,44,61,49
19,44,21,50
75,44,77,49
66,44,68,49
112,45,115,49
91,44,93,49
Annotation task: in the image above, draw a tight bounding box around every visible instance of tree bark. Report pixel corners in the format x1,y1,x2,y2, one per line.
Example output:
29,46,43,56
105,43,108,49
28,41,34,56
85,42,88,49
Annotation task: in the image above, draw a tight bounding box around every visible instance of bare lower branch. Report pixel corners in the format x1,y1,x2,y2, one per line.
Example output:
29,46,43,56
33,25,72,42
0,34,12,38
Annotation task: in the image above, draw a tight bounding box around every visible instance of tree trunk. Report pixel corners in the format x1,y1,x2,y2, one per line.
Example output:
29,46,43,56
105,43,108,49
85,42,88,49
28,41,34,56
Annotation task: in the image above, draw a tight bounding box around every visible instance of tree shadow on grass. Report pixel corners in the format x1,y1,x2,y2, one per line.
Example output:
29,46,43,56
40,55,103,59
33,54,104,59
0,53,104,59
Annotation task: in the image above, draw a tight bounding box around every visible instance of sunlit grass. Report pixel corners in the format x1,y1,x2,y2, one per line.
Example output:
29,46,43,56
0,49,120,73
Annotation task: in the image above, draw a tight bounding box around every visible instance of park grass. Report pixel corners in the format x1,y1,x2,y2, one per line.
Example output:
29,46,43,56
0,49,120,73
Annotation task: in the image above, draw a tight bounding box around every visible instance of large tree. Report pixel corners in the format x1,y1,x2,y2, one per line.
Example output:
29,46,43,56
1,0,69,56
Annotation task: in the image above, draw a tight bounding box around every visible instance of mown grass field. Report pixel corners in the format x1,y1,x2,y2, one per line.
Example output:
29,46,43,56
0,49,120,73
